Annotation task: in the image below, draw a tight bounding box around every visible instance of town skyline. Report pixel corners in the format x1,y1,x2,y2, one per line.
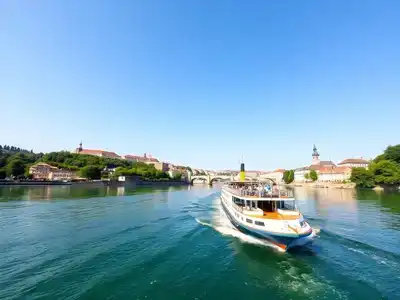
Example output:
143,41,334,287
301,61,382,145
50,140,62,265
0,141,375,174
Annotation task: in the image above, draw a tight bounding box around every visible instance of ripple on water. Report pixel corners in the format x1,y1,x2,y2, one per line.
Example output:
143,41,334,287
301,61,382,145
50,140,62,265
0,186,399,300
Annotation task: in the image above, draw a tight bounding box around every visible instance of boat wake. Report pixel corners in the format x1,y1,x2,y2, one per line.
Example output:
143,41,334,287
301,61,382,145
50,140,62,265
195,198,287,252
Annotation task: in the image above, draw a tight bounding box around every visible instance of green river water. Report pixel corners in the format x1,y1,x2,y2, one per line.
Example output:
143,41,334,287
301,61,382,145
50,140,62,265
0,184,399,300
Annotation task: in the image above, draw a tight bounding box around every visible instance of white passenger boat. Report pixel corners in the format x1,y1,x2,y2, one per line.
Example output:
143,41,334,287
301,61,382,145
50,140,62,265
220,164,314,251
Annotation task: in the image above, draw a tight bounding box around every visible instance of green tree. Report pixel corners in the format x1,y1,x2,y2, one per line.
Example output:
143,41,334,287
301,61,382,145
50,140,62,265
309,170,318,182
382,145,400,164
289,170,295,183
80,165,102,180
6,159,25,177
304,172,310,181
283,170,289,183
0,156,7,168
0,168,6,179
374,154,386,164
350,167,375,188
283,170,294,184
370,160,400,185
172,172,182,181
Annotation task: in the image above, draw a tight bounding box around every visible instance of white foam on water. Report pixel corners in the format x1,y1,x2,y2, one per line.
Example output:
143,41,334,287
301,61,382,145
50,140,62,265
195,218,213,228
347,247,366,255
313,228,321,235
196,198,285,252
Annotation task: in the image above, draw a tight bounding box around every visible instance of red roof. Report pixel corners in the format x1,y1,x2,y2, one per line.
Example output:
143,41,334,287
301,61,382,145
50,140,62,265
124,155,142,159
78,149,120,158
318,166,351,174
123,154,159,162
338,158,368,165
78,149,102,155
101,151,120,158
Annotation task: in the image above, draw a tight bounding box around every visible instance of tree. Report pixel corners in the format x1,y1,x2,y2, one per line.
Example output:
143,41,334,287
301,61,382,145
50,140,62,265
382,145,400,164
309,170,318,182
172,172,182,181
80,165,102,180
283,170,289,183
6,159,25,177
370,160,400,185
0,156,7,168
283,170,294,184
304,172,310,181
0,168,6,179
290,170,295,182
350,167,375,188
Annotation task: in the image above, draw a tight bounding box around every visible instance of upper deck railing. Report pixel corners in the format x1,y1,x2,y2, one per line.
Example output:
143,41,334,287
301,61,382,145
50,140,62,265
225,184,294,199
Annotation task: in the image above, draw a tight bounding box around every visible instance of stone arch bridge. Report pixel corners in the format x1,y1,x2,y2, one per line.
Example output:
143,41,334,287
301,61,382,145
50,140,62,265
190,174,234,185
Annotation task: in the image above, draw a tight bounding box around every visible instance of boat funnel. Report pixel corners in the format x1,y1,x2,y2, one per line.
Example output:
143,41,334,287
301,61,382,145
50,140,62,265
240,163,245,182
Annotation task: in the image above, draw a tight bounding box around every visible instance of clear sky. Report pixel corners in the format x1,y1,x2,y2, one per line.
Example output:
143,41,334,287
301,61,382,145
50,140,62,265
1,1,399,171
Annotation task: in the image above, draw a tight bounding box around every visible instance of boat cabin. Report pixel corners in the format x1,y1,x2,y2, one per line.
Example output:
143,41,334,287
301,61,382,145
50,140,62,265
225,180,299,220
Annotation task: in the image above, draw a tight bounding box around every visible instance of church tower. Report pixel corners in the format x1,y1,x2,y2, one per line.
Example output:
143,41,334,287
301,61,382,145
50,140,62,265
76,141,83,153
312,144,320,165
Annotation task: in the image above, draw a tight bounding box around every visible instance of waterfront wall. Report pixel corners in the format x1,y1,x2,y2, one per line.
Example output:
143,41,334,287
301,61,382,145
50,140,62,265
0,180,71,186
285,182,356,189
0,180,106,187
104,176,188,188
71,181,105,188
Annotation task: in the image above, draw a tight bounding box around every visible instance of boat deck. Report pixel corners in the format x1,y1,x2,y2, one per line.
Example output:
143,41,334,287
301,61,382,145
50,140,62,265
235,206,300,220
258,212,300,220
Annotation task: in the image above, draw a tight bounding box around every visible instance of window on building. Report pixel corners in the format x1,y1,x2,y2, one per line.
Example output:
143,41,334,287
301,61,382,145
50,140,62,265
255,221,264,226
246,218,253,224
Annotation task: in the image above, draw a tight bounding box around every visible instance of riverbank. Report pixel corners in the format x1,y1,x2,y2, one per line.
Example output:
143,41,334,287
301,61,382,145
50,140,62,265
0,180,72,186
286,182,400,191
0,178,189,188
104,176,189,188
0,180,106,188
285,182,356,189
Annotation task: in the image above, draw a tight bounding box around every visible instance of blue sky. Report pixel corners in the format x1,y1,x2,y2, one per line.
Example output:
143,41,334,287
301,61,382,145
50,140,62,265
1,1,399,171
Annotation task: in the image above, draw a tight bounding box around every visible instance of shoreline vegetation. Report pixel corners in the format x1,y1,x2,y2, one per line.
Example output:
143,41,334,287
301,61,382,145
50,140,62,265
350,144,400,189
0,145,189,183
282,144,400,190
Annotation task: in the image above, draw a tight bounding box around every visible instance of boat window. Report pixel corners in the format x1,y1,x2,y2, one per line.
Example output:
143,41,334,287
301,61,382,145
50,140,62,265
246,218,253,223
283,200,296,210
259,200,274,212
255,221,265,226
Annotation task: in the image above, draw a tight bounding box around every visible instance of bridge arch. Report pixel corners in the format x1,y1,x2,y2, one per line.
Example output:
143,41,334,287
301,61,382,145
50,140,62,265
190,176,208,184
209,177,225,184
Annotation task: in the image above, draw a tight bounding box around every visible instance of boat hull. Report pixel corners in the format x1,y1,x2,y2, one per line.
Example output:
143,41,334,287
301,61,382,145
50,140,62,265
220,196,314,250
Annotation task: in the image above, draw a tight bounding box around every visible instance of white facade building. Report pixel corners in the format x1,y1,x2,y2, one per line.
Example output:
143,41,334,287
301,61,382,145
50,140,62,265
294,167,309,183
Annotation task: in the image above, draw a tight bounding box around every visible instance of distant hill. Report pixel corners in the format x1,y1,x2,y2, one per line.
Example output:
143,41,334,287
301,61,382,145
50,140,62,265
0,145,34,154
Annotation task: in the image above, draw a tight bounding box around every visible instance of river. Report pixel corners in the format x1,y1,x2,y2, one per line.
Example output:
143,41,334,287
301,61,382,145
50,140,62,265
0,184,399,300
